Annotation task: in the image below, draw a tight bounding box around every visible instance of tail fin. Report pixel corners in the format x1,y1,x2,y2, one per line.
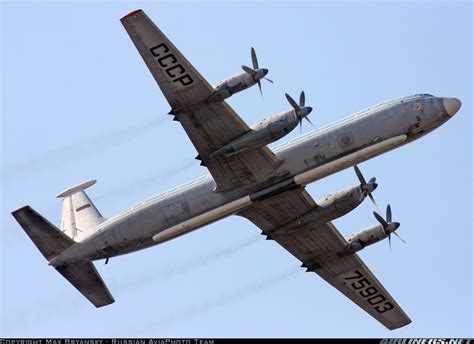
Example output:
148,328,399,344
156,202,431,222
57,179,105,241
11,206,114,307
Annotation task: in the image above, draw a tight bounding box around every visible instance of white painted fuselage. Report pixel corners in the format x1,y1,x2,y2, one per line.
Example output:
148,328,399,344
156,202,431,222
49,94,460,267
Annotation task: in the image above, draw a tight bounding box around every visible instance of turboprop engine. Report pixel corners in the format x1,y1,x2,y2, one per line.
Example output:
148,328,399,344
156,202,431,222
208,47,273,102
271,166,378,237
210,91,314,158
309,166,378,223
341,204,406,255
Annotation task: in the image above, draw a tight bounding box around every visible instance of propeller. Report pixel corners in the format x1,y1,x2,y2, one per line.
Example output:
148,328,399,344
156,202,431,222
285,91,314,134
353,165,378,206
373,204,405,251
242,47,273,98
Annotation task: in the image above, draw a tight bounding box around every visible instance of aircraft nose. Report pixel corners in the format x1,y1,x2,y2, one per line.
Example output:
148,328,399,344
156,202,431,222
443,97,462,116
261,68,269,76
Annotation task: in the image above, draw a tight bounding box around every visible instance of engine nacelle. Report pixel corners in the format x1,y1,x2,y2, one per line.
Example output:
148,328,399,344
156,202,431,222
272,185,368,235
342,225,388,255
208,69,267,103
210,110,299,158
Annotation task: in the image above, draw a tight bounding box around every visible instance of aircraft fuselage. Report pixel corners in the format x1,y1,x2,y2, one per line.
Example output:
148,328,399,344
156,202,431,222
49,94,457,266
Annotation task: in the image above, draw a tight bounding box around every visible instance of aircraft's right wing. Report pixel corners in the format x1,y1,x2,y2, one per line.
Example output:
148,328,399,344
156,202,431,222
121,10,281,192
239,188,411,330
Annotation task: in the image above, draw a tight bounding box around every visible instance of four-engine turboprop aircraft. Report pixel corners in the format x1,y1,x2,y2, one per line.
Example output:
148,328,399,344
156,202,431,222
11,9,462,330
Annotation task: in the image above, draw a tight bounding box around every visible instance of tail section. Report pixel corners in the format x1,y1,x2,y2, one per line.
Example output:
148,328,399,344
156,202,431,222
12,205,114,308
12,205,74,261
56,261,115,307
57,179,104,241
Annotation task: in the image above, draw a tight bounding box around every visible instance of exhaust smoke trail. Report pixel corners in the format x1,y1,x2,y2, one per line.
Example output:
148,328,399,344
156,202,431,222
4,159,198,245
160,235,260,278
96,159,198,201
5,234,264,331
3,116,167,181
139,266,300,331
117,234,262,293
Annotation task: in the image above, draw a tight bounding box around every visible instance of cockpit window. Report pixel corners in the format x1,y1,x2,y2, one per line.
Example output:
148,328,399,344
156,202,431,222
415,93,434,97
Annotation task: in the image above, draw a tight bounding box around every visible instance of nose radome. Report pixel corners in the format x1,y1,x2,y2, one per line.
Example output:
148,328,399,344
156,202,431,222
443,97,462,116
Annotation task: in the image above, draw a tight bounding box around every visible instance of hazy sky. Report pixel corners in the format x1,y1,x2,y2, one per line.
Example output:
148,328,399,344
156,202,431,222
1,0,472,338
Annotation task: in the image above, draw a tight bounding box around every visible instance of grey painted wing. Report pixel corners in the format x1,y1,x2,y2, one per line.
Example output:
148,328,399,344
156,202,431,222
121,10,280,191
239,188,411,330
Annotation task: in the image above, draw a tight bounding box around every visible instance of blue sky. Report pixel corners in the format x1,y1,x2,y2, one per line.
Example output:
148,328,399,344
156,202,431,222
1,0,472,338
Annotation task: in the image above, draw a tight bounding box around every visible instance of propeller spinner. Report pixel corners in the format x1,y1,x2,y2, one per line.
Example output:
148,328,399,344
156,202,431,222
285,91,314,134
373,204,405,251
242,47,273,98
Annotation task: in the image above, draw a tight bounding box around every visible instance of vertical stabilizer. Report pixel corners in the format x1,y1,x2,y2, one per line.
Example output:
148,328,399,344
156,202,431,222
57,179,105,241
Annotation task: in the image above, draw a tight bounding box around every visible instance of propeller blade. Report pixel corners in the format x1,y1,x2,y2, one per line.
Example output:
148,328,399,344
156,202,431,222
242,65,257,76
300,91,305,107
251,47,258,70
373,211,388,228
264,77,274,83
299,120,303,135
304,116,317,129
368,193,377,207
393,231,406,244
354,165,378,206
354,165,367,185
386,204,392,223
388,233,392,251
285,93,301,111
257,80,263,99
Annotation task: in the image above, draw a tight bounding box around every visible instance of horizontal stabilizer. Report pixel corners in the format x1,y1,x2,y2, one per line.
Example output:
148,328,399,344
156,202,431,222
12,205,114,308
12,205,74,261
56,261,115,308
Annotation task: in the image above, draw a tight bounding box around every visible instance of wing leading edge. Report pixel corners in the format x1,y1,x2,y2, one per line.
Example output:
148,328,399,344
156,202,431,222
121,10,281,191
239,188,411,330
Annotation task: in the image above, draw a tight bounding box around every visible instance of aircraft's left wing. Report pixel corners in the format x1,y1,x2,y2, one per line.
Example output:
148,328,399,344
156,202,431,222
239,188,411,330
121,10,280,191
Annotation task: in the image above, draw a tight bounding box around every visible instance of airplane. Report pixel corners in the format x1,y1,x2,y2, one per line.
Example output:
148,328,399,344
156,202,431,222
11,9,462,331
